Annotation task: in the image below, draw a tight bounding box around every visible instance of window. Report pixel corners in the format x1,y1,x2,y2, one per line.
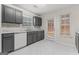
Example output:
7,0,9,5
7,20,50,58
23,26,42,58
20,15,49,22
60,14,70,35
48,20,55,37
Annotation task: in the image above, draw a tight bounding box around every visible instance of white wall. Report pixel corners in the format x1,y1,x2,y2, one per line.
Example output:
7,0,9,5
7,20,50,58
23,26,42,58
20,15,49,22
0,4,1,53
42,5,79,47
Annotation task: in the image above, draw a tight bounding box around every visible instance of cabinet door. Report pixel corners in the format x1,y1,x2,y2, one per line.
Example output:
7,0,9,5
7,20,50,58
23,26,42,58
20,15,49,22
27,32,33,45
38,31,42,40
2,33,14,53
39,18,42,26
33,31,37,43
2,5,15,23
36,31,39,41
15,10,22,24
14,33,26,50
38,31,44,41
33,17,38,26
38,18,40,26
41,31,44,40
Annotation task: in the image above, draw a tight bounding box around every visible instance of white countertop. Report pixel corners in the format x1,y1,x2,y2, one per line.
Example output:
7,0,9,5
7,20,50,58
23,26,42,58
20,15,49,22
1,27,44,34
2,28,26,34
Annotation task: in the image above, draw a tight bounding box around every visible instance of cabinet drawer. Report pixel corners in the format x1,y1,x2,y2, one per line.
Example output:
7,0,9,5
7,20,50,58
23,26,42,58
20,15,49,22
2,33,14,38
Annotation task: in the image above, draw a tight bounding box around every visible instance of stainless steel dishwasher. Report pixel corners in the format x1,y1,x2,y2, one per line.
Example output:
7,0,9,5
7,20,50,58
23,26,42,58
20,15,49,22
2,33,14,53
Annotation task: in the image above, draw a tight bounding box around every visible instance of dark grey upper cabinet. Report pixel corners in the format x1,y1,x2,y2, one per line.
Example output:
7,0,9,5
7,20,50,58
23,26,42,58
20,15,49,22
33,16,38,26
2,5,16,23
33,16,42,26
2,5,23,24
39,17,42,26
15,9,22,24
37,17,42,26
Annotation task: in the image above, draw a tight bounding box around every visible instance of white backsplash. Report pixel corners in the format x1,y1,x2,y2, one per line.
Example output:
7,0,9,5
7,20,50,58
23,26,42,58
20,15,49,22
2,23,21,27
2,23,43,33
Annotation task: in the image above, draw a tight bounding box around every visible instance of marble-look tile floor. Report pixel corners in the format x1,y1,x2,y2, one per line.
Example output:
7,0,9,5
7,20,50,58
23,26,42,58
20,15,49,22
9,40,78,55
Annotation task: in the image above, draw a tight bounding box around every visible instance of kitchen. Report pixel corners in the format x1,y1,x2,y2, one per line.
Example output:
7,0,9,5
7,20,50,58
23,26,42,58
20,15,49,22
0,4,79,55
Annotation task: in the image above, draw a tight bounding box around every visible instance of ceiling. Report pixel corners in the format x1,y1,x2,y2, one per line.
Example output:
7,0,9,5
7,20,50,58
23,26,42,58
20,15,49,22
13,4,74,15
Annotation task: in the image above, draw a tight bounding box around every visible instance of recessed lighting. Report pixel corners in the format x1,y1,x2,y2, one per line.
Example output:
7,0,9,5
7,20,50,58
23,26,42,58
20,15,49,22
33,4,46,8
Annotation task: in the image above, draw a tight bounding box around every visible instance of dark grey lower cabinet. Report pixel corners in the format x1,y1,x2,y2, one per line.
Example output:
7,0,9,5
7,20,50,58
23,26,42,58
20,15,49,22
27,32,33,45
75,33,79,53
41,31,44,40
37,31,41,41
27,30,44,45
2,33,14,53
32,31,37,43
